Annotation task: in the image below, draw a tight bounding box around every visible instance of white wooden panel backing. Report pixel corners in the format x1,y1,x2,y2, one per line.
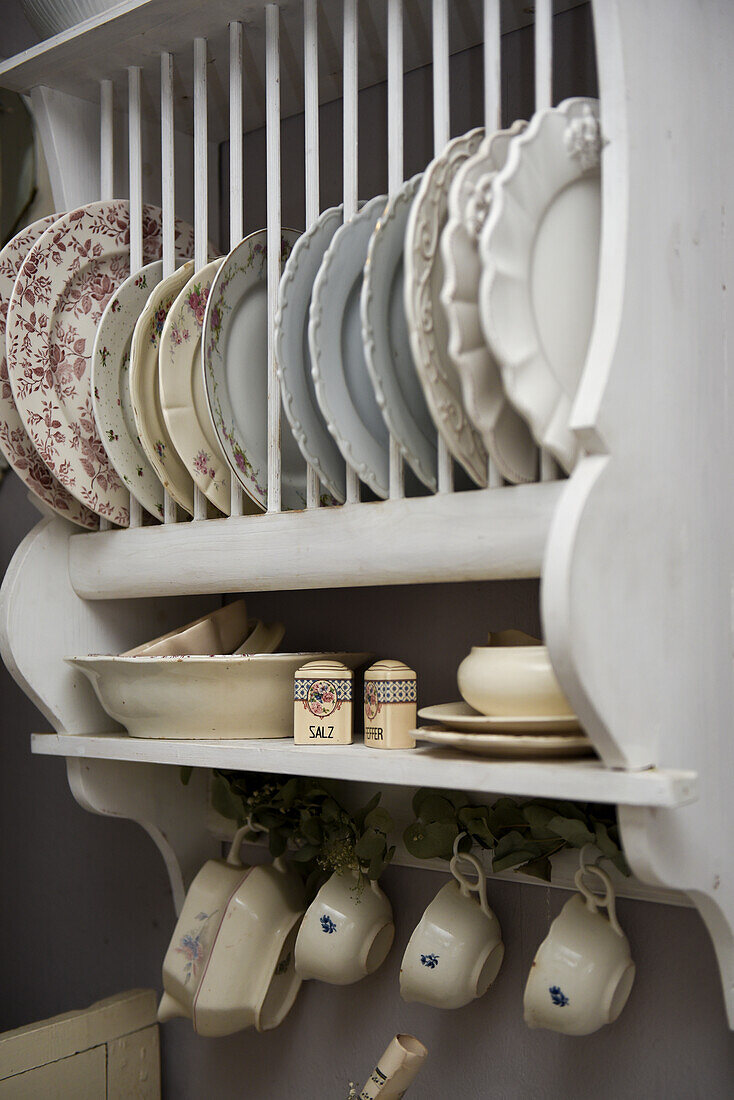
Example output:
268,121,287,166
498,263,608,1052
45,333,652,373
0,0,589,138
543,0,734,1023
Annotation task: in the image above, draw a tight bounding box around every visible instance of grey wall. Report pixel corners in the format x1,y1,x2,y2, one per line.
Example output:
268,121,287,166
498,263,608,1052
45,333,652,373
2,3,734,1098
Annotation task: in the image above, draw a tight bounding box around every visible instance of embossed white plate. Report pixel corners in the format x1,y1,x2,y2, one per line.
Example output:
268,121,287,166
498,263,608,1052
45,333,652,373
418,702,580,734
0,213,97,528
129,262,196,515
310,195,390,498
414,727,593,758
203,229,303,511
404,129,488,487
441,121,537,484
160,258,243,516
7,201,194,525
361,174,437,491
275,205,346,503
92,261,165,520
479,98,601,473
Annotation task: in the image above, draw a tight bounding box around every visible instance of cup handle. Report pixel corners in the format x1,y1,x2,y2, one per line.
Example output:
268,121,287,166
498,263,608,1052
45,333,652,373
449,851,491,918
573,863,624,936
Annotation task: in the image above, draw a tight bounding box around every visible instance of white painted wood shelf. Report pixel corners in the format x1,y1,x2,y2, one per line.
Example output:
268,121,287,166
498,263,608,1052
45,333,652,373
31,732,698,808
68,483,560,598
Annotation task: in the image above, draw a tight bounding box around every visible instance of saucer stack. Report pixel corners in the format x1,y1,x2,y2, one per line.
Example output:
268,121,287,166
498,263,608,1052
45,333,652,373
415,632,594,759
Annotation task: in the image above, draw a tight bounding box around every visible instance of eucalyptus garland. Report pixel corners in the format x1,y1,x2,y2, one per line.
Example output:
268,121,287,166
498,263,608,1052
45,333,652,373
404,788,630,881
206,772,629,894
210,770,395,897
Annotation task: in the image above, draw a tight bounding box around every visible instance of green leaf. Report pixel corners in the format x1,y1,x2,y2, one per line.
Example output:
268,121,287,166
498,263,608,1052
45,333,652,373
458,805,496,848
492,830,532,860
414,793,458,824
403,820,458,861
180,766,193,786
211,772,245,823
519,855,552,881
493,848,540,873
290,844,320,862
522,804,557,838
300,816,323,846
546,800,588,822
269,829,288,858
353,793,381,832
277,777,301,807
364,807,394,834
354,832,385,860
547,816,596,847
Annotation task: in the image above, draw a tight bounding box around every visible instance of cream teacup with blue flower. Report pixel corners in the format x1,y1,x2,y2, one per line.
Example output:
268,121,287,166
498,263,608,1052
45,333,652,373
294,869,394,985
400,852,504,1009
523,864,635,1035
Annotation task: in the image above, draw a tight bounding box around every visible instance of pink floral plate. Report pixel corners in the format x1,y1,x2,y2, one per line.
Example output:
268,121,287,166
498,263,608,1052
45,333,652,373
6,201,194,526
0,215,97,529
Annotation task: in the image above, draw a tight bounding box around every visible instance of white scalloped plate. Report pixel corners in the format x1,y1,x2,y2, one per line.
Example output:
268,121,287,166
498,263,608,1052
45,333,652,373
441,121,538,484
0,213,97,528
414,727,593,758
160,258,239,516
310,195,390,498
479,98,602,474
275,205,346,503
203,229,304,512
404,129,488,487
361,174,438,491
92,261,165,520
129,262,196,515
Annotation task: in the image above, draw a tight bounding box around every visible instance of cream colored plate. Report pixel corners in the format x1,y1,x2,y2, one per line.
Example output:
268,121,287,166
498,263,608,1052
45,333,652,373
404,128,488,486
418,702,580,733
414,726,593,758
130,262,196,514
160,258,235,515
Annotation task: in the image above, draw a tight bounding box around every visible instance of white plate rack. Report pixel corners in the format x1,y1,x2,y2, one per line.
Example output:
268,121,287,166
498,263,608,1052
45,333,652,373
2,0,734,1026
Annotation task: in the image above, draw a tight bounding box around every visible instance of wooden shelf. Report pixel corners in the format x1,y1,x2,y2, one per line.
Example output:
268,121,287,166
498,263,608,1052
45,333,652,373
32,732,698,808
68,482,562,598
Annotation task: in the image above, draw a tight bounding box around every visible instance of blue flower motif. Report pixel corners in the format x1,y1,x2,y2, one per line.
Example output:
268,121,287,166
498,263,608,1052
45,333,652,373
420,953,439,969
549,985,569,1007
320,914,337,934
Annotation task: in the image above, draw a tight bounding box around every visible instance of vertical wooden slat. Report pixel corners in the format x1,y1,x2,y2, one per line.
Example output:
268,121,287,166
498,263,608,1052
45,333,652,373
344,0,360,503
387,0,404,500
484,0,501,490
535,0,553,112
535,0,556,481
266,5,282,513
98,81,115,531
304,0,321,510
160,51,177,523
432,0,453,493
484,0,501,133
128,68,143,276
192,38,208,520
125,69,144,528
229,22,245,517
100,80,114,201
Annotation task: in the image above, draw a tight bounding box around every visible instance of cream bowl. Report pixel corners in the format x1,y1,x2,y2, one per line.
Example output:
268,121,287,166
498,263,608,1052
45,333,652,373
67,651,370,738
457,645,573,718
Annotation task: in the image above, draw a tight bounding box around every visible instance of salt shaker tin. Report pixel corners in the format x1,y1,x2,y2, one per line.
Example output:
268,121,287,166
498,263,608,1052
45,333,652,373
363,660,417,749
294,660,353,745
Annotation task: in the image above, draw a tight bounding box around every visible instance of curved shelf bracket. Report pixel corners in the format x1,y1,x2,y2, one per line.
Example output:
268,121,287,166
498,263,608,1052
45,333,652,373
544,0,734,1024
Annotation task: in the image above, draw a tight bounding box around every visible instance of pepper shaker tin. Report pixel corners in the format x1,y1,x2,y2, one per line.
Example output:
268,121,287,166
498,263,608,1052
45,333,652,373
363,660,417,749
294,660,353,745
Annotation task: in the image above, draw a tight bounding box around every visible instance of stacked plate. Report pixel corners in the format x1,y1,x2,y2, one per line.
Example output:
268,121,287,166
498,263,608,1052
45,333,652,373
415,637,595,759
0,95,600,528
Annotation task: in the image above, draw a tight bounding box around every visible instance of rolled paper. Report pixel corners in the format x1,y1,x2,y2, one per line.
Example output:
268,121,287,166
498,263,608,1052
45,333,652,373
358,1034,428,1099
